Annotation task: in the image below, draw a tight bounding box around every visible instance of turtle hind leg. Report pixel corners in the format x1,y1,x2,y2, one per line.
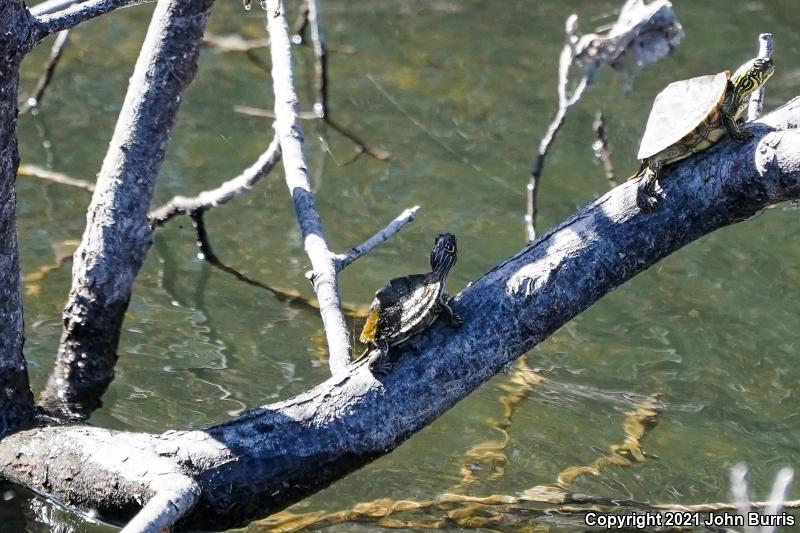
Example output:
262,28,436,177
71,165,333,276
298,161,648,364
439,300,463,328
635,159,662,212
367,341,392,376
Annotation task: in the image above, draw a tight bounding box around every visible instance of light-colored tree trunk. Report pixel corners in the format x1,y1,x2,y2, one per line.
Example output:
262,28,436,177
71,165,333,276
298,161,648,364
44,0,214,414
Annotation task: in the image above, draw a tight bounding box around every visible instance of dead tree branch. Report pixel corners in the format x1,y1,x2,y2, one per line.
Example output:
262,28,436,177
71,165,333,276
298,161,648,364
0,1,39,436
334,206,420,271
267,0,354,377
748,33,774,121
19,29,70,115
18,163,94,193
43,0,214,416
525,0,683,241
2,96,800,530
31,0,153,42
149,135,282,227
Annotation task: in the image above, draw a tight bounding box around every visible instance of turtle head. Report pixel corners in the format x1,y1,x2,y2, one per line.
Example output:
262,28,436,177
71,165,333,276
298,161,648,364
431,233,457,280
731,57,775,98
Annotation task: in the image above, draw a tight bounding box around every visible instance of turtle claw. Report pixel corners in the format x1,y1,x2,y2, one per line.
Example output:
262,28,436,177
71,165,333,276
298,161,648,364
636,184,660,212
451,313,464,328
730,129,753,144
367,351,392,376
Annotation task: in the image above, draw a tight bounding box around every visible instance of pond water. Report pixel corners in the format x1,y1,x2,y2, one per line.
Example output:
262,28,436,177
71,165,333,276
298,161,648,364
2,0,800,531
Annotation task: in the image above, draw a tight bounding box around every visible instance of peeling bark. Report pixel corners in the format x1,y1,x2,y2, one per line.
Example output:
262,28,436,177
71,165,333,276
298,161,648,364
3,99,800,530
0,1,39,435
45,0,214,414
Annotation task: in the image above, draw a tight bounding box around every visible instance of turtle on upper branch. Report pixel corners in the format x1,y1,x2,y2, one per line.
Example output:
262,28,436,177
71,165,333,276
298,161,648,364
357,233,462,374
631,56,775,211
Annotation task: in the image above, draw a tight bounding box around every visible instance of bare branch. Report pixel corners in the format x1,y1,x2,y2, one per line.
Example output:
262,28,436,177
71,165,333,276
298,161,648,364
31,0,153,42
234,104,318,120
19,29,70,115
307,0,327,118
334,206,420,272
45,0,213,416
748,33,774,121
29,0,80,16
120,480,200,533
18,163,95,193
266,0,351,376
525,0,683,241
204,32,268,53
149,135,281,227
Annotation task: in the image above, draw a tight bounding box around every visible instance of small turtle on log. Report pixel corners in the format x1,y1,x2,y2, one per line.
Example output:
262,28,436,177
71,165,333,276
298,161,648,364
357,233,462,373
631,56,775,211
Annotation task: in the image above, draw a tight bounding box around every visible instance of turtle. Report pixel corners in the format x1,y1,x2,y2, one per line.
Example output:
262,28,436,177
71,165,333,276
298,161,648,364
357,233,462,373
631,56,775,211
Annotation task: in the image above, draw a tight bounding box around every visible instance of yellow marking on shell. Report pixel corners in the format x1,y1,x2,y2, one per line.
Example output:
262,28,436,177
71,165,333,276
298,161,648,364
360,305,381,344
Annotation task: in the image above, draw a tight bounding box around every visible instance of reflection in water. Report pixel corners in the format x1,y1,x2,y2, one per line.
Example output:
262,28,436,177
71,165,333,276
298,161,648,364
252,363,663,532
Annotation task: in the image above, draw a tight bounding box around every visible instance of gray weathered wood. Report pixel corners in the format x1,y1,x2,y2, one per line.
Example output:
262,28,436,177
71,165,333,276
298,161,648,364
31,0,153,41
44,0,214,413
267,0,352,377
0,1,39,436
3,97,800,530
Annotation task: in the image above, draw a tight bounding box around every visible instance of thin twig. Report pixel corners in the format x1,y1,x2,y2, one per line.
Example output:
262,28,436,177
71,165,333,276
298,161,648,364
31,0,152,42
524,0,683,241
267,0,352,377
748,33,774,122
592,111,617,188
234,104,318,120
334,206,420,271
526,14,589,242
305,0,390,163
20,29,70,115
203,32,268,53
18,163,95,193
291,0,309,43
149,135,281,227
307,0,327,118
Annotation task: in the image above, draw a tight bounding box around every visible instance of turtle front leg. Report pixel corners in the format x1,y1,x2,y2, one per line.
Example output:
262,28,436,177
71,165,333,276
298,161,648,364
722,108,752,143
438,299,463,327
367,341,392,376
636,158,662,212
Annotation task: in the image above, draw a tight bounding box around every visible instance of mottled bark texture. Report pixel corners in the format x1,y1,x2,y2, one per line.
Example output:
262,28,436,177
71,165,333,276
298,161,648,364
0,2,38,435
46,0,214,413
2,99,800,530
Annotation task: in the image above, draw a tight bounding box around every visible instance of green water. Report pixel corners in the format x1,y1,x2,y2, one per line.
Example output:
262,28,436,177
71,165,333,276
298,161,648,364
3,0,800,531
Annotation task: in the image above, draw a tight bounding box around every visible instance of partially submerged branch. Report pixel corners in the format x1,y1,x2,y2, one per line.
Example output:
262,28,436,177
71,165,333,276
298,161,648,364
18,163,94,193
19,29,70,115
45,0,213,415
4,97,800,531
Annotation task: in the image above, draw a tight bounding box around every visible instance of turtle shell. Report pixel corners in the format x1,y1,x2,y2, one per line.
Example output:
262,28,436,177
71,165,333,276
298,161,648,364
637,71,729,160
360,273,442,346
